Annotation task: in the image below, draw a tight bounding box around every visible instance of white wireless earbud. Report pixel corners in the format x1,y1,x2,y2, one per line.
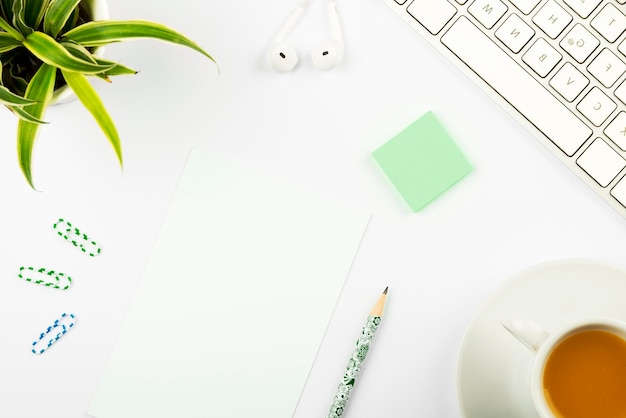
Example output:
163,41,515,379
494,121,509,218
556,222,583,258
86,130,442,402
311,0,344,70
266,2,308,72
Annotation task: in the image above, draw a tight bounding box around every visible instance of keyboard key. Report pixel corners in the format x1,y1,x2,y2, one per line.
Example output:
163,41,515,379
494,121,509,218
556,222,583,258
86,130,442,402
577,138,626,187
468,0,508,29
441,16,592,156
532,0,572,39
563,0,602,19
560,24,600,63
495,13,535,53
605,112,626,151
588,48,626,88
591,4,626,43
611,175,626,207
550,62,589,102
407,0,457,35
616,79,626,104
577,87,617,126
510,0,540,15
619,38,626,58
523,38,562,77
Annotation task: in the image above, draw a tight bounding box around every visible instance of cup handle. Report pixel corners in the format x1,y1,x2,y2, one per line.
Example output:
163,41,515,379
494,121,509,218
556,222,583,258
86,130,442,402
501,318,550,352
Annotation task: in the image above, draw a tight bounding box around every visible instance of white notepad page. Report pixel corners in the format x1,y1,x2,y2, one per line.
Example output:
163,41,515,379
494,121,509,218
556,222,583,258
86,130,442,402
88,148,369,418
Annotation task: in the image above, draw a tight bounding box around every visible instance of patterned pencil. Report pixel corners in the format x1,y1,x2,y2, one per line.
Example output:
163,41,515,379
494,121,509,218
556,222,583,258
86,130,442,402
326,287,388,418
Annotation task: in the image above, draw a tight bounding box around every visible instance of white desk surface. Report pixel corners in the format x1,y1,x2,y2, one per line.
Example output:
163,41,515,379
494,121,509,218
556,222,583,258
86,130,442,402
1,1,625,417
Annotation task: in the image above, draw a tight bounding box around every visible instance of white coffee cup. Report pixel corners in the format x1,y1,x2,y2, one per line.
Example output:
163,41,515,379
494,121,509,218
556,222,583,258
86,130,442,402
502,317,626,418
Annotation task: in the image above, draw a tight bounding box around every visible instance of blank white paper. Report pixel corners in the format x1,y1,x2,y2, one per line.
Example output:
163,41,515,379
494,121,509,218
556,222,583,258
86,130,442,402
88,148,369,418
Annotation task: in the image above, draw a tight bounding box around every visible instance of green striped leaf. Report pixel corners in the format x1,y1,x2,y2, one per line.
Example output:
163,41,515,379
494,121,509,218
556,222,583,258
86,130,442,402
11,0,32,35
17,63,56,189
0,15,24,40
23,0,46,29
62,41,108,81
63,20,216,64
95,58,137,76
44,0,81,38
94,57,138,76
0,84,37,105
62,70,123,167
61,40,96,62
0,32,23,52
62,41,137,81
0,0,14,22
59,5,77,35
23,31,115,73
10,104,47,123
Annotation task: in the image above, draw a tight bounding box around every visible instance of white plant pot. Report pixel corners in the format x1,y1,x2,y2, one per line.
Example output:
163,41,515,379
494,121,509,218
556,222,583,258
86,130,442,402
52,0,109,104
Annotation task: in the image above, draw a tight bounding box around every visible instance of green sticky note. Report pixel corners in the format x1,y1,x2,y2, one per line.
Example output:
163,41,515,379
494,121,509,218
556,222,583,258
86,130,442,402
372,111,472,212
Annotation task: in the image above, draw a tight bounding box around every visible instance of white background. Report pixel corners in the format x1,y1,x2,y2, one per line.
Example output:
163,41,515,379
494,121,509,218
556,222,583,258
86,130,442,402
0,0,625,417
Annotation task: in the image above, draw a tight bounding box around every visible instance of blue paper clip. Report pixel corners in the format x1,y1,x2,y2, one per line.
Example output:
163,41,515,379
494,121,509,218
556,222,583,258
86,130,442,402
31,313,76,354
18,266,72,290
53,218,101,257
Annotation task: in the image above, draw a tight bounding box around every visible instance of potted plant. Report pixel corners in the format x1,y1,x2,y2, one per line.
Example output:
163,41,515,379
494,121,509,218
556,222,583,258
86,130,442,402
0,0,216,188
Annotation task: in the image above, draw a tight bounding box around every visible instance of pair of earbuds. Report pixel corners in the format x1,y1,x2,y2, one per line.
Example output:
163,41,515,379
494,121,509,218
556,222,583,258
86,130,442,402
267,0,344,72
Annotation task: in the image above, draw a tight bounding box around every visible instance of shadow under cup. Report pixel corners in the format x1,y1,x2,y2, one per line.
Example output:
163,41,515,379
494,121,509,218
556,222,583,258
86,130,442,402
533,322,626,418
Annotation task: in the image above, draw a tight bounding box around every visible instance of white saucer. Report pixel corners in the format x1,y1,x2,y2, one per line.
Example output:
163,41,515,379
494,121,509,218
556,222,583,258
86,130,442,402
456,259,626,418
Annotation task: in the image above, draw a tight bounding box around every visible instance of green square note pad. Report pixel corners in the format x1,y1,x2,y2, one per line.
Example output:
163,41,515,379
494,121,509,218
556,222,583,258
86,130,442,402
372,111,472,212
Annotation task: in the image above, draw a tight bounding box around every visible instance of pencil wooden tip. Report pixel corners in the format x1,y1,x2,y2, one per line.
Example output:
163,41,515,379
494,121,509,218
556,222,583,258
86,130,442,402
370,287,388,316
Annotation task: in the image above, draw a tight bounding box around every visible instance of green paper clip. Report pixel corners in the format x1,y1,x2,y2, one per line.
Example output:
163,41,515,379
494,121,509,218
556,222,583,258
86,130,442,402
18,266,72,290
53,218,101,257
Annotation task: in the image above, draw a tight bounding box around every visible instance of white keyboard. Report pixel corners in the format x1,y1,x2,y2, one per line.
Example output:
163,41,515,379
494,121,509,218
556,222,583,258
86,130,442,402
382,0,626,219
